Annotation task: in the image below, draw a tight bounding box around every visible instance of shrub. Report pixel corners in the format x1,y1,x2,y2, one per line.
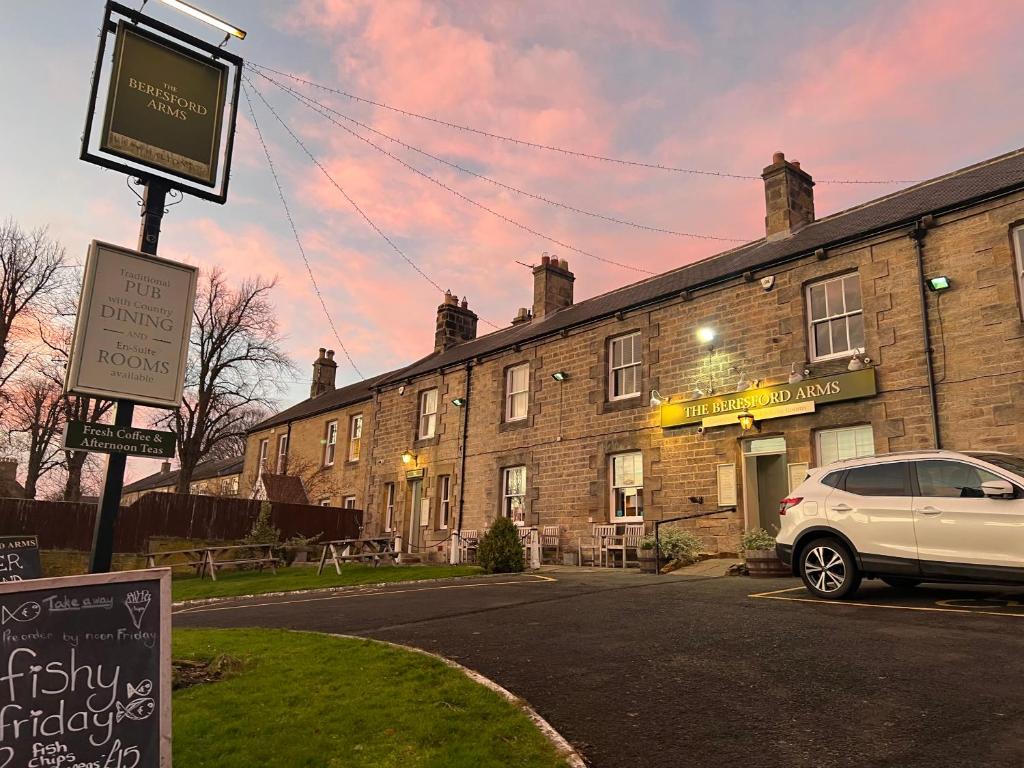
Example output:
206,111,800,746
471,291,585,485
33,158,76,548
477,517,525,574
642,527,703,565
741,527,776,552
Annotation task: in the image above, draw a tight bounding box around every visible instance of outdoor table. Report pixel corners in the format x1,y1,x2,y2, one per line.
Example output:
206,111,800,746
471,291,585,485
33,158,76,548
145,546,210,577
317,537,398,575
201,544,279,581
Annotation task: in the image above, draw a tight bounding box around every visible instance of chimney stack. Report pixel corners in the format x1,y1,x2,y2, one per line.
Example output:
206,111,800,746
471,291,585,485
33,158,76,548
762,151,815,241
435,291,478,352
310,347,338,397
532,254,574,320
160,461,171,475
511,307,532,325
0,459,16,482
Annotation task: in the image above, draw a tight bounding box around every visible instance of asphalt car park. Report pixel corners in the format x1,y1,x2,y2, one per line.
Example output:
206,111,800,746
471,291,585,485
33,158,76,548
175,569,1024,768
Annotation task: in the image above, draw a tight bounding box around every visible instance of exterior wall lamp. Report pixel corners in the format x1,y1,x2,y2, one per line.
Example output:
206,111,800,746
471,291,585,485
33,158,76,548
451,397,466,407
401,450,418,465
695,326,716,348
926,276,951,292
737,410,758,432
650,390,668,407
551,371,569,381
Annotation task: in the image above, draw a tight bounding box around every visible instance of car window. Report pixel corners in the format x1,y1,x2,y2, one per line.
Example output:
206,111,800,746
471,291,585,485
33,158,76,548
843,463,911,496
916,460,1005,499
966,453,1024,480
821,471,844,488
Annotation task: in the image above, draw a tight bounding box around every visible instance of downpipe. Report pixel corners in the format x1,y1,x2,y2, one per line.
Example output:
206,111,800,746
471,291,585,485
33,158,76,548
911,215,941,449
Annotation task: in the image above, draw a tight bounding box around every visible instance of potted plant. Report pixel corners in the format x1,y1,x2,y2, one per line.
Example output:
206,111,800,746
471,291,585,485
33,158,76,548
638,536,659,573
741,527,790,577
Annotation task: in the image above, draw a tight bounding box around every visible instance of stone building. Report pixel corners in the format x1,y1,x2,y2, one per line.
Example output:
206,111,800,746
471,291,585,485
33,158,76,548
243,148,1024,559
121,455,244,504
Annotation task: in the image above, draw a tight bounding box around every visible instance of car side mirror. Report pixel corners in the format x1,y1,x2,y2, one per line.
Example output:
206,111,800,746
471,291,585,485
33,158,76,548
981,480,1015,498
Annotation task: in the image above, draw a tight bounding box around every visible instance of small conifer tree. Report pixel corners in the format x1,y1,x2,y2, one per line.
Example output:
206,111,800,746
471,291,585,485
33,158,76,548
477,516,525,573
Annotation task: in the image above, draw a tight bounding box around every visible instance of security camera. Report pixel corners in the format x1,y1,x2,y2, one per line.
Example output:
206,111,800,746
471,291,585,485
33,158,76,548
696,425,706,435
760,275,775,291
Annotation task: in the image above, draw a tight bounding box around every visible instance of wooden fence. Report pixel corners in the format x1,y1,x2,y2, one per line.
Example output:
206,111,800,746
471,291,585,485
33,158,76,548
0,494,363,553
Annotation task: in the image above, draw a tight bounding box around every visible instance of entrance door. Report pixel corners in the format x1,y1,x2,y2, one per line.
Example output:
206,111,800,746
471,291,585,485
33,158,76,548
742,437,788,533
407,479,423,553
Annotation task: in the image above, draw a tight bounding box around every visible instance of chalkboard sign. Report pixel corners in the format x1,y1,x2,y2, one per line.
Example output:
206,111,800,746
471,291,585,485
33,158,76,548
0,536,41,582
0,569,171,767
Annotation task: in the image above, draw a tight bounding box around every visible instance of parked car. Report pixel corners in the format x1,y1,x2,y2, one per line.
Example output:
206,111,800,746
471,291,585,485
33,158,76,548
775,450,1024,599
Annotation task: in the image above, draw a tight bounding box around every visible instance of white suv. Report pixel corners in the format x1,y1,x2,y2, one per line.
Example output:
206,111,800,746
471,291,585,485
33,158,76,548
775,450,1024,599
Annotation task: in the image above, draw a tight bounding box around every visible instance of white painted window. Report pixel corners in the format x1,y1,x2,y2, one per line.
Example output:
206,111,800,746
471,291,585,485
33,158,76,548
223,476,239,496
438,475,451,529
276,433,288,474
817,425,875,466
608,332,641,400
418,389,438,439
343,496,357,509
1013,226,1024,321
348,414,363,462
807,273,864,361
258,439,269,479
610,452,644,521
502,466,527,522
324,421,338,466
319,498,331,507
505,364,529,421
383,483,395,531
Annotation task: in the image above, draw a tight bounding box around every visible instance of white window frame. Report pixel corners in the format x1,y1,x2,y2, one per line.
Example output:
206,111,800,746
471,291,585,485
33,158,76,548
257,438,269,480
806,273,865,361
348,414,363,462
343,496,357,509
319,498,331,507
276,433,288,474
610,451,644,522
223,476,239,496
505,364,529,422
438,475,451,529
816,424,875,466
608,332,641,401
324,420,338,466
418,389,438,439
1013,226,1024,322
501,466,527,522
384,483,395,531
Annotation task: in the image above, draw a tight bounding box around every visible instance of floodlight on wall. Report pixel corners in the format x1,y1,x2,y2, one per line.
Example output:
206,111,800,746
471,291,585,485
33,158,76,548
159,0,247,39
551,371,569,381
926,276,951,292
695,327,716,347
451,397,466,407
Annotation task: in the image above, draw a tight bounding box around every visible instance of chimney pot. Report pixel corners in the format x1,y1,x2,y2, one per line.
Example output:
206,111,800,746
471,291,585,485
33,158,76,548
318,347,326,357
326,350,335,360
541,255,550,266
773,151,785,164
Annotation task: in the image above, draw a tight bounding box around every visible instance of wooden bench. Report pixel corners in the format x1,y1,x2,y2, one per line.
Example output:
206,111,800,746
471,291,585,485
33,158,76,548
317,537,398,575
145,547,209,577
203,545,280,581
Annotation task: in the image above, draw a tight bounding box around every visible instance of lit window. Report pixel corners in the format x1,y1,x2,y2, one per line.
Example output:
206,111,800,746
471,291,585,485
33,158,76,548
348,414,363,461
324,421,338,466
817,425,874,466
418,389,438,439
502,466,527,523
1013,226,1024,321
608,332,641,400
224,476,239,496
438,475,451,529
610,452,644,521
505,364,529,421
383,483,396,531
343,496,357,509
806,273,864,361
258,439,269,479
276,433,288,474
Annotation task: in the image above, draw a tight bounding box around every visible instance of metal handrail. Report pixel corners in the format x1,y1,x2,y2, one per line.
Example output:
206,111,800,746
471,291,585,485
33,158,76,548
653,507,737,574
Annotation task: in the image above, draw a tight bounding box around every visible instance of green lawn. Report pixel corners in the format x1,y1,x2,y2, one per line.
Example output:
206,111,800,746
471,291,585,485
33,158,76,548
172,564,483,602
173,629,570,768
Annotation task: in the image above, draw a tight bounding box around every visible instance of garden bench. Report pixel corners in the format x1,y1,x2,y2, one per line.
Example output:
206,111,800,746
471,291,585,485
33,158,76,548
317,537,398,575
203,544,279,581
145,547,209,577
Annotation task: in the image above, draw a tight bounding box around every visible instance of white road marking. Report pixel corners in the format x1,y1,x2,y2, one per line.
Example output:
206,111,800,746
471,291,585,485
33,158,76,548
749,585,1024,619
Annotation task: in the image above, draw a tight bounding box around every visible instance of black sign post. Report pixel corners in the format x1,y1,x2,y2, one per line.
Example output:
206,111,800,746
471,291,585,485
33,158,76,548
78,2,243,573
0,569,172,766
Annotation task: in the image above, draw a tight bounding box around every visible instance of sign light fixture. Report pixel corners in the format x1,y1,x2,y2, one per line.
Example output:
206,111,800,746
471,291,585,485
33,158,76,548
159,0,247,39
401,450,417,465
737,410,756,431
926,276,951,292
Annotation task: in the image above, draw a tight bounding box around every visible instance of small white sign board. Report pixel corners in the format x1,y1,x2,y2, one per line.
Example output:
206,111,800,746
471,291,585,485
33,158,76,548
65,241,197,408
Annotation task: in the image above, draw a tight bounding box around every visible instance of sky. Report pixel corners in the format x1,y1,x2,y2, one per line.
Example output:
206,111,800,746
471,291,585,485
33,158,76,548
2,0,1023,463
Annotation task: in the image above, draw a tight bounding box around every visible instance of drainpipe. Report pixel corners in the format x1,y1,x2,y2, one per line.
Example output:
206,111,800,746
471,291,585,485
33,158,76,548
911,216,941,448
455,360,473,535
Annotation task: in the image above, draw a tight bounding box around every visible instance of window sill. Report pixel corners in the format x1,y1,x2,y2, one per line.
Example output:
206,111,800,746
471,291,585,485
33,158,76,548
602,396,645,414
344,459,360,467
499,418,531,433
414,435,441,449
810,349,865,364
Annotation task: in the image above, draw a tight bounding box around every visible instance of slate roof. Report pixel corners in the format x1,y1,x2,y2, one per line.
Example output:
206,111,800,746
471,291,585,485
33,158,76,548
256,146,1024,428
123,455,245,494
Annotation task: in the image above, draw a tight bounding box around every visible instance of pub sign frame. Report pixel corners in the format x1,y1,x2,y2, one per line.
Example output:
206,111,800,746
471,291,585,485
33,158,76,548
81,1,242,204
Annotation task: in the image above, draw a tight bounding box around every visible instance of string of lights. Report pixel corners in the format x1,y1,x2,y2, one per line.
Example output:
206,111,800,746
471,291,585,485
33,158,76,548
248,67,658,276
253,67,749,244
244,74,502,329
248,61,923,186
241,81,365,378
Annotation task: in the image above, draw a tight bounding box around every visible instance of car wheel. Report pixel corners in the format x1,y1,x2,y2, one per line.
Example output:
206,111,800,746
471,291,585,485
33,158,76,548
881,577,921,590
800,538,861,599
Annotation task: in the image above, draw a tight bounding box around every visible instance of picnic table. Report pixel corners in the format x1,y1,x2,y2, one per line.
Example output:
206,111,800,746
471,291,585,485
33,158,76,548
146,544,279,581
317,537,398,575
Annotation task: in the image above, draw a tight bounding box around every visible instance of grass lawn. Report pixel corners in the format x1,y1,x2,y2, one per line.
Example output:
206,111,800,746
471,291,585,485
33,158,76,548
172,564,483,602
173,629,570,768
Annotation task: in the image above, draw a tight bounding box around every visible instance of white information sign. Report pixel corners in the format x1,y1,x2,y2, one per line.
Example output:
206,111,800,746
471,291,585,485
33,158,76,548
65,241,197,409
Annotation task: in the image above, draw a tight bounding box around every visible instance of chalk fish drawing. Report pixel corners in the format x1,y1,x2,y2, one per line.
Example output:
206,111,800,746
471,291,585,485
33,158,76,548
128,679,153,698
116,697,156,722
1,601,40,625
124,589,152,630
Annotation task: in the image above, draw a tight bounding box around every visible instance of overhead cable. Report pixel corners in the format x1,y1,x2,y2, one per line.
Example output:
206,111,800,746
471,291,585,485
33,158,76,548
248,61,923,186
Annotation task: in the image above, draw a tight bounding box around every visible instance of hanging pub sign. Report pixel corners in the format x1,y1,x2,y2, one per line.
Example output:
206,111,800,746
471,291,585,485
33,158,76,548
0,569,172,767
81,2,243,204
64,241,198,409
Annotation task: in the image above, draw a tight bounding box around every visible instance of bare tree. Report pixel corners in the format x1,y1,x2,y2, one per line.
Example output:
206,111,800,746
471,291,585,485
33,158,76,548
203,403,271,461
0,221,66,394
1,376,65,498
156,269,293,492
